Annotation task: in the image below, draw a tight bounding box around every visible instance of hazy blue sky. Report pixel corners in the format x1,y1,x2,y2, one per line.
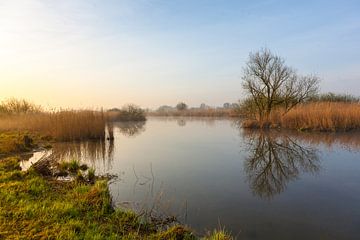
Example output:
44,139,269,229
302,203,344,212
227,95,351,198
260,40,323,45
1,0,359,109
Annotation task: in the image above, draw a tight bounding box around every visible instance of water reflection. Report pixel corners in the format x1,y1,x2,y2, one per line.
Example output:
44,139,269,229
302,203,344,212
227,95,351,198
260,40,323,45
39,122,146,173
51,140,112,168
177,119,186,127
114,121,146,137
243,130,320,199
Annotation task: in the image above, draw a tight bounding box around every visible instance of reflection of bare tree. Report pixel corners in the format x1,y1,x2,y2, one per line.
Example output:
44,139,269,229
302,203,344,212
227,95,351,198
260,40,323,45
243,130,320,199
114,121,146,137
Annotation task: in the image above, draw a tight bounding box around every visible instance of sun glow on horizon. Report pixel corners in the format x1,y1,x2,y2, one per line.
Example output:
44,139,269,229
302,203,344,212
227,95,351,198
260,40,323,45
1,0,360,109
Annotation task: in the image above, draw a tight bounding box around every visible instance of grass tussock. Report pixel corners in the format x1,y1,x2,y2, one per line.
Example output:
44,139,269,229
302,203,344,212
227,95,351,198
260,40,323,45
243,102,360,132
0,110,106,141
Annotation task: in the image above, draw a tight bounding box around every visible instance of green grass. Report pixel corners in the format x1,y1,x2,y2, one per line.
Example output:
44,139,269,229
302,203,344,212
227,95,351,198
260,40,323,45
0,131,51,156
0,132,33,155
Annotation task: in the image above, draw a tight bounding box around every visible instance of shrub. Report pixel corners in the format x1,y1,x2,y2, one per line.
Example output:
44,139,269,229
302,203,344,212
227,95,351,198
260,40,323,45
107,104,146,121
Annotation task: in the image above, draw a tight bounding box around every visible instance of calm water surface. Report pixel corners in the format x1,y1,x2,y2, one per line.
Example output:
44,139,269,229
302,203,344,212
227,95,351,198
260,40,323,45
34,117,360,239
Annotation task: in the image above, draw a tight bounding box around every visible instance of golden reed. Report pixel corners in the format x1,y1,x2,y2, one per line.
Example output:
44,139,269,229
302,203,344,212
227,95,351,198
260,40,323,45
243,102,360,131
0,110,106,141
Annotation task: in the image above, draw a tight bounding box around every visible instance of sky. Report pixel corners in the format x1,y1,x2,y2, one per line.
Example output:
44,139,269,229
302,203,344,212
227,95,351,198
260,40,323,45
0,0,359,109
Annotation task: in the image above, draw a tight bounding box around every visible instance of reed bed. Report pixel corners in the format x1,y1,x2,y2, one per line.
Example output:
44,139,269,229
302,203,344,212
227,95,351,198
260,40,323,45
280,102,360,131
148,108,239,117
0,110,106,141
243,102,360,131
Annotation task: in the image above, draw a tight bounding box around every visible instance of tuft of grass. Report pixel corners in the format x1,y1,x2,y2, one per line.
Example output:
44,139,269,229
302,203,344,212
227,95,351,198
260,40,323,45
68,159,81,173
205,230,233,240
157,225,196,240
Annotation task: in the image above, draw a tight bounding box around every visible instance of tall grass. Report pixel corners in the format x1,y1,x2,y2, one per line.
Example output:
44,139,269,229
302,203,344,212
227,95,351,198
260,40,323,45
243,102,360,131
0,110,106,141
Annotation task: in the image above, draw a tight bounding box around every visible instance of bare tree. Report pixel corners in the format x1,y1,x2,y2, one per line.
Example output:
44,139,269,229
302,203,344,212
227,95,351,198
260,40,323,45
242,48,319,121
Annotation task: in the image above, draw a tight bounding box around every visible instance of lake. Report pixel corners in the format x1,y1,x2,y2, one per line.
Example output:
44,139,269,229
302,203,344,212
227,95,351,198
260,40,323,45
26,117,360,239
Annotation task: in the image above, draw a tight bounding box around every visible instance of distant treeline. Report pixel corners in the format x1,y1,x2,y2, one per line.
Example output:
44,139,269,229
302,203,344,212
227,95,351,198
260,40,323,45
308,92,359,103
148,102,241,117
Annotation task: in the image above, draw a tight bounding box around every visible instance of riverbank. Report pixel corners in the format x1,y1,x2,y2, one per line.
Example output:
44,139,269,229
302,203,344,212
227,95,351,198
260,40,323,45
0,133,231,239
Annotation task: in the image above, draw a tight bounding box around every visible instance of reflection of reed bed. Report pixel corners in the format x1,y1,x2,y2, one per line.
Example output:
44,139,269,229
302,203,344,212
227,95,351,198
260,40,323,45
49,140,114,168
148,108,238,117
242,128,360,150
0,110,106,141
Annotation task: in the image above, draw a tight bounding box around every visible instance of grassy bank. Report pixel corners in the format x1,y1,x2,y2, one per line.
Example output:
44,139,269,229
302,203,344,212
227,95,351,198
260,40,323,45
242,102,360,132
0,134,231,240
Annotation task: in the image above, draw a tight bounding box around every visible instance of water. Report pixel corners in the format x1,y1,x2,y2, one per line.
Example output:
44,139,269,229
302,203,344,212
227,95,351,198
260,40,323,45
28,117,360,239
